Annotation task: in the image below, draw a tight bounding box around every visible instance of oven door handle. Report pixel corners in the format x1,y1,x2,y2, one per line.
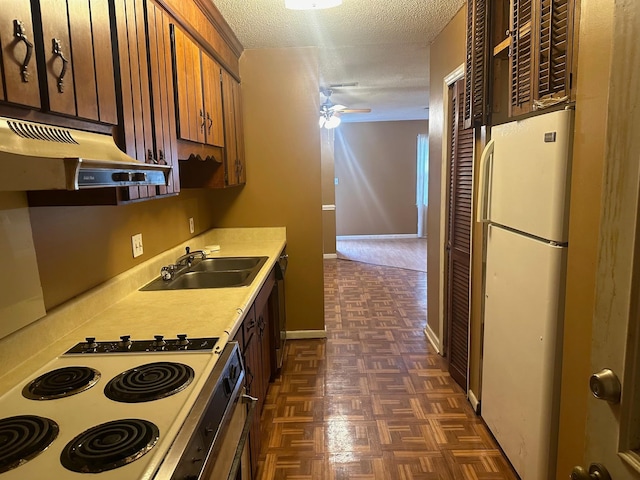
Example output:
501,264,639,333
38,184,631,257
227,393,258,480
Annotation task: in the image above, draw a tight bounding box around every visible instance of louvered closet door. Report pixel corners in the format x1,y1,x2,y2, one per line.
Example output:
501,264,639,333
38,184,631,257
464,0,490,129
446,79,474,389
509,0,536,116
537,0,573,99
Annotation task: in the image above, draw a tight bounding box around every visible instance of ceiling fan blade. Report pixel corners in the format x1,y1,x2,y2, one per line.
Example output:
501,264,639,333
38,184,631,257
329,104,347,112
340,108,372,114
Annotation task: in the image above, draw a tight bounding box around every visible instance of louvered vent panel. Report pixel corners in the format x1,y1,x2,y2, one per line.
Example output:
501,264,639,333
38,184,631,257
7,120,78,144
447,90,458,245
472,0,488,124
447,79,473,389
449,256,470,387
538,0,569,97
511,0,533,108
463,0,473,128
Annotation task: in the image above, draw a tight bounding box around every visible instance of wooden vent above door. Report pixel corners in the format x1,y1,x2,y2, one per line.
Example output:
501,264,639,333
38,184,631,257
464,0,490,128
538,0,570,98
510,0,534,116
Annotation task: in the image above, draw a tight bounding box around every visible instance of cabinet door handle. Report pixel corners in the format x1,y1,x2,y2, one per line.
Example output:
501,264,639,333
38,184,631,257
207,112,213,133
52,38,69,93
13,20,33,83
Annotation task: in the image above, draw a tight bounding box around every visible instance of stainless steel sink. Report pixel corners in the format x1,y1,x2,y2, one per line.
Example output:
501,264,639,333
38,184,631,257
140,256,268,291
189,256,266,273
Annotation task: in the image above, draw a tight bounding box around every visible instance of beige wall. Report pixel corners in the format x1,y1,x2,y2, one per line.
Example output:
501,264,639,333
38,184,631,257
334,120,427,236
426,7,466,340
321,129,337,255
556,0,613,476
30,189,221,309
207,47,325,333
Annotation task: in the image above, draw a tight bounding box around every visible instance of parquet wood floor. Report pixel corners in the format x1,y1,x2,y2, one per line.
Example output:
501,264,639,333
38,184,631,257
256,259,518,480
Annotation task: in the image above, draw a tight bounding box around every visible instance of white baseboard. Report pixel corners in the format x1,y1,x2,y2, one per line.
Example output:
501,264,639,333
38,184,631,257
323,253,338,259
468,389,481,414
423,325,441,354
286,329,327,339
337,234,418,240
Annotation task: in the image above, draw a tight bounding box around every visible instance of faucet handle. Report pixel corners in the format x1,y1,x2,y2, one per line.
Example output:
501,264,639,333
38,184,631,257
161,265,175,281
185,246,190,254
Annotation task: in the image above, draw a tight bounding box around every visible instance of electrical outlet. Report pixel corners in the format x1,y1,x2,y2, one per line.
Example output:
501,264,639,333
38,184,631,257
189,217,195,234
131,233,143,258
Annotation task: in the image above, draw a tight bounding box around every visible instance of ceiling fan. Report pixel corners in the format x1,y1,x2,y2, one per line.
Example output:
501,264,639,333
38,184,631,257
319,88,371,129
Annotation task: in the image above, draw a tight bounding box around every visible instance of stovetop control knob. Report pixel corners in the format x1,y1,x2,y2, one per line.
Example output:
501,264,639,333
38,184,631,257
153,335,166,347
85,337,97,349
119,335,132,348
177,334,189,346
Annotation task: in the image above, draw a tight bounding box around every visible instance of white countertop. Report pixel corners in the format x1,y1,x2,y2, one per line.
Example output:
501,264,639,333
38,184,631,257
0,227,287,394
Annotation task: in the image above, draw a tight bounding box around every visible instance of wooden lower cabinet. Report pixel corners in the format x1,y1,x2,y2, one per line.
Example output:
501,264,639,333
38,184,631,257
233,268,277,477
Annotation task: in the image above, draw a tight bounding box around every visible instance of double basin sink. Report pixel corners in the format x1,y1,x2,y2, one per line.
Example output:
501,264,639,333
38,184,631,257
140,256,268,291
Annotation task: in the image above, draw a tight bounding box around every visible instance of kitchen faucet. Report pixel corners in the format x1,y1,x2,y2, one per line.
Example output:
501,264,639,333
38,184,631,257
161,247,207,281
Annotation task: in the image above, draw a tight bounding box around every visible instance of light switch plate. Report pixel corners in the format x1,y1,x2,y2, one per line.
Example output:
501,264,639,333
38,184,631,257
131,233,143,258
189,217,195,234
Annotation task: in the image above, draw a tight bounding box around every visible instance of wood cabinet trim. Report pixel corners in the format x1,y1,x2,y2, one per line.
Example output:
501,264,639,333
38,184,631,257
153,0,241,79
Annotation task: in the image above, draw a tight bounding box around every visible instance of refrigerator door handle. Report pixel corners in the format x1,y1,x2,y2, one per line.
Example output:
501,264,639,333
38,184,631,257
477,139,495,223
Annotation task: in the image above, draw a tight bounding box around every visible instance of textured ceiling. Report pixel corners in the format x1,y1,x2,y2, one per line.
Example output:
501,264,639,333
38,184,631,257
210,0,465,122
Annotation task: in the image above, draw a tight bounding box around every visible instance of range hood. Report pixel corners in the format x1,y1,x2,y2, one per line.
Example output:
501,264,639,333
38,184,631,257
0,117,171,191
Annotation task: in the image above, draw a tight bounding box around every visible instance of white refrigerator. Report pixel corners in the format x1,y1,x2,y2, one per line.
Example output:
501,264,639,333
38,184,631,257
478,109,574,480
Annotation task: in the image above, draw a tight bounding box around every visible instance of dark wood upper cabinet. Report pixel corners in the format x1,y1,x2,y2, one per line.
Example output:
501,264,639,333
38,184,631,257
221,69,245,186
464,0,491,128
0,1,41,108
536,0,574,101
0,0,117,124
466,0,578,124
509,0,536,116
171,24,224,148
146,0,180,196
111,0,179,202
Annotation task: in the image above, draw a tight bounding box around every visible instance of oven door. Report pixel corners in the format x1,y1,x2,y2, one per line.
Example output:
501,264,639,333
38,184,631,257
204,389,257,480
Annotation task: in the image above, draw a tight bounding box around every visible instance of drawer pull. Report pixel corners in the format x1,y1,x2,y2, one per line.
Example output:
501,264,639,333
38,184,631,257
52,38,69,93
13,20,33,82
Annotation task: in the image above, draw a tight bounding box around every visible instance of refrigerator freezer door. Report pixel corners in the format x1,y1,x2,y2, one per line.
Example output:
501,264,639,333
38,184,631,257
488,109,573,243
481,224,566,480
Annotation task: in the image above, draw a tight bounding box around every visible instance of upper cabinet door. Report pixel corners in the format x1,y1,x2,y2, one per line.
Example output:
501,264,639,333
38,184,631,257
221,69,245,186
0,1,41,108
38,0,76,116
171,25,224,148
536,0,575,102
464,0,491,128
172,24,204,144
0,0,117,124
146,0,179,195
201,52,224,147
509,0,536,117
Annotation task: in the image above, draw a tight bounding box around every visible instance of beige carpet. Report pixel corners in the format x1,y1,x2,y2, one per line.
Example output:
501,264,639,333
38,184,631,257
336,237,427,272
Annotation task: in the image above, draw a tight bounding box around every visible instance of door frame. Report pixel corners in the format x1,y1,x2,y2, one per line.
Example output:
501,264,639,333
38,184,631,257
433,63,465,355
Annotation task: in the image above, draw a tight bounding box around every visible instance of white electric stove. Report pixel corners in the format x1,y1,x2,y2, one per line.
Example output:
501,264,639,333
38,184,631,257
0,334,242,480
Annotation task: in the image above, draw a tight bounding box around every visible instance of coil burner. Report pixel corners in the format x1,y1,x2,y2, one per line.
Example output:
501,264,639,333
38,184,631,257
0,415,59,473
104,362,194,403
22,366,100,400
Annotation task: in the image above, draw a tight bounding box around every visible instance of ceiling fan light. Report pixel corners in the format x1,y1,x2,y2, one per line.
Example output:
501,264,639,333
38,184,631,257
285,0,342,10
318,115,327,128
325,115,341,129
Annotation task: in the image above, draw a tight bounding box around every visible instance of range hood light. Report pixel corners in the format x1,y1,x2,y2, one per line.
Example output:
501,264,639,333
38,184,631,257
285,0,342,10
